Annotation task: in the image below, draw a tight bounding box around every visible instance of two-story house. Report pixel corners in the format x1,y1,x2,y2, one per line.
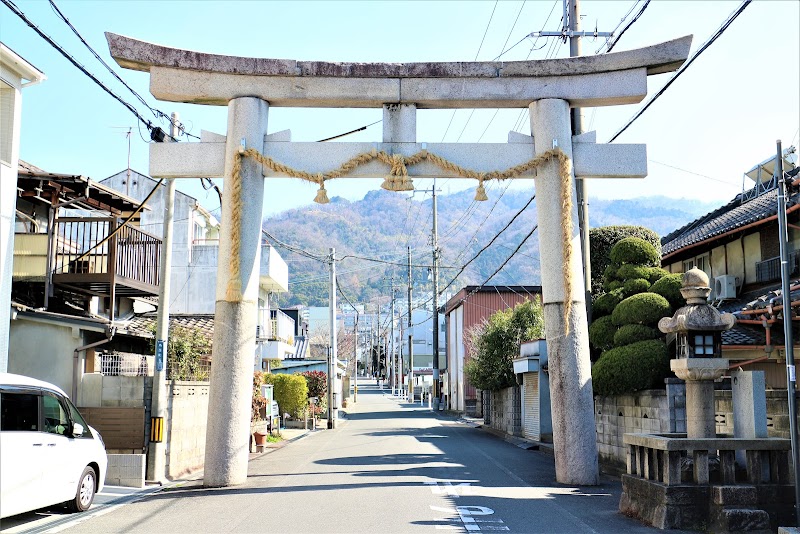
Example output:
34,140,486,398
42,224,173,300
661,147,799,387
101,169,291,371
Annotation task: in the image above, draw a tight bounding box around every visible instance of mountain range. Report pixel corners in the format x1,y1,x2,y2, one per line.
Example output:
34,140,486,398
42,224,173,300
262,188,721,307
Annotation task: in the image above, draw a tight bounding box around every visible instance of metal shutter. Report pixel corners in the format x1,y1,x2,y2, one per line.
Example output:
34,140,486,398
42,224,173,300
522,372,539,440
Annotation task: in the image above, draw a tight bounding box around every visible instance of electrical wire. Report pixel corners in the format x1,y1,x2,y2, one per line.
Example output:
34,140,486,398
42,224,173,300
608,0,752,143
317,120,382,142
2,0,159,136
46,0,197,140
597,0,649,54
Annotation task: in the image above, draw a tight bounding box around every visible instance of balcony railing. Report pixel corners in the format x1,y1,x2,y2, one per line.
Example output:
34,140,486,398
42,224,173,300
52,217,161,296
756,252,798,283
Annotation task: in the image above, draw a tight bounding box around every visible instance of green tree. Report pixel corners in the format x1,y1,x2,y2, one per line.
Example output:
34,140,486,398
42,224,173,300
149,324,211,381
465,299,545,392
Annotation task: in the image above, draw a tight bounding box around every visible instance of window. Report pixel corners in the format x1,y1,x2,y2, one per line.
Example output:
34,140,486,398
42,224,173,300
42,394,70,435
692,334,716,357
0,392,39,431
65,397,92,438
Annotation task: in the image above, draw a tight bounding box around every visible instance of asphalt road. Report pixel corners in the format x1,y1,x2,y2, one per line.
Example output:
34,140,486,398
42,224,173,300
43,383,665,533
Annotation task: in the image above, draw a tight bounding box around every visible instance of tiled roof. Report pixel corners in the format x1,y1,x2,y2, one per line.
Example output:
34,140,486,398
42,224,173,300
127,314,215,339
661,187,798,257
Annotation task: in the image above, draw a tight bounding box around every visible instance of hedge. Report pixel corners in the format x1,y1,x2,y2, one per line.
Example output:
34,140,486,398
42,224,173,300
613,324,659,347
650,273,685,310
589,226,661,290
610,237,661,267
607,280,623,292
588,315,617,351
611,292,671,326
263,373,309,418
623,278,651,297
646,267,670,284
591,339,670,396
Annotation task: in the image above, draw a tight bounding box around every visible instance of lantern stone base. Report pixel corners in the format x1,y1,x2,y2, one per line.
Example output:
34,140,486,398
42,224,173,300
670,358,729,381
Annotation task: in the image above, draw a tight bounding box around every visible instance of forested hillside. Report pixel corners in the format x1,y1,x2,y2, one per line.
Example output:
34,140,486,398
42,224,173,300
263,188,720,306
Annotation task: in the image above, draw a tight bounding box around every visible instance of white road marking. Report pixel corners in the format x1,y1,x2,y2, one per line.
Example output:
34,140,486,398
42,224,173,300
430,505,509,532
425,480,472,497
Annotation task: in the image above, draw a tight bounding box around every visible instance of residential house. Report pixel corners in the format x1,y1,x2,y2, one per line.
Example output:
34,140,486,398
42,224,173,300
10,161,161,401
101,169,290,371
1,43,45,370
444,285,542,415
661,147,799,387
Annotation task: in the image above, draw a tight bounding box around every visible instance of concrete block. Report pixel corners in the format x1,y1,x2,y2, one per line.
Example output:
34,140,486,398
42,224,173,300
712,485,757,506
105,454,145,488
79,373,103,407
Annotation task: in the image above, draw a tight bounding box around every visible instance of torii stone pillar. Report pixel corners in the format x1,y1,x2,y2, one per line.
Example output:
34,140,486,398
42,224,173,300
530,99,598,484
204,98,269,486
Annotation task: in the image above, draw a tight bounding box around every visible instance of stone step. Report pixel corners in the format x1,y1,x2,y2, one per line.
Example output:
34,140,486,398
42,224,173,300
712,485,758,507
714,508,771,533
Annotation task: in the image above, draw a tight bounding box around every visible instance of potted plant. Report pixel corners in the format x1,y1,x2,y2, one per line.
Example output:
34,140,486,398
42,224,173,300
251,372,268,450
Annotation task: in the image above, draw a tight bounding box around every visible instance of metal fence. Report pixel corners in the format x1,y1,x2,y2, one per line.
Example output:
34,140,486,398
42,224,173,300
100,352,151,376
167,357,212,382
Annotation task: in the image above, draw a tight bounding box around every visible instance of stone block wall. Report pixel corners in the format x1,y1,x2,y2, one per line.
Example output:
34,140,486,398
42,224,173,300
485,387,521,437
165,381,210,479
715,389,800,439
594,390,675,472
105,454,145,488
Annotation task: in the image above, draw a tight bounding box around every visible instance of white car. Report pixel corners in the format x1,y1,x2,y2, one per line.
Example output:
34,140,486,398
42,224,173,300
0,373,107,518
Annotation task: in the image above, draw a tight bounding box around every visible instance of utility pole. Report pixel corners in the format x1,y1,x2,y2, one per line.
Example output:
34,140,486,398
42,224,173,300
353,310,358,403
390,282,397,396
328,247,337,429
569,0,593,323
432,180,441,411
147,112,179,482
776,139,800,525
407,246,414,402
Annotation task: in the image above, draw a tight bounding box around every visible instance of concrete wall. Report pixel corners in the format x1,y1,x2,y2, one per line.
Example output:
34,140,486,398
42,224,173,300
165,381,210,479
8,318,87,395
715,389,800,440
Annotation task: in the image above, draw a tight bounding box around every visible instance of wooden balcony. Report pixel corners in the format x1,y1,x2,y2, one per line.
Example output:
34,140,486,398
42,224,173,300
51,217,161,297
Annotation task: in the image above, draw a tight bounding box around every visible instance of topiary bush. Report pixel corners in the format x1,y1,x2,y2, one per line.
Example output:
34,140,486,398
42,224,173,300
650,273,685,310
613,324,659,347
589,226,661,291
603,264,621,284
593,289,624,318
589,315,617,351
610,237,661,267
623,278,651,297
591,339,670,396
611,292,671,326
607,280,623,291
646,267,670,284
617,264,652,281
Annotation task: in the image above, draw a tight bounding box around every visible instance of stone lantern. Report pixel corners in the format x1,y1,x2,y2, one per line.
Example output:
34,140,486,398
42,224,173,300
658,268,735,438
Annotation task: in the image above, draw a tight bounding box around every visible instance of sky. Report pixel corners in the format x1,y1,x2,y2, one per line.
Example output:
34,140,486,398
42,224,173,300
2,0,798,219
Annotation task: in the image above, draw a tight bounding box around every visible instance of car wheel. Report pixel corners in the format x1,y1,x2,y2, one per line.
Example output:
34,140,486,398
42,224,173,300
67,466,96,512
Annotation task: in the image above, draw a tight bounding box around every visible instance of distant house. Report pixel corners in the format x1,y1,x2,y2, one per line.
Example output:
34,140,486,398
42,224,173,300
443,285,542,415
101,169,291,370
660,147,799,387
1,43,45,370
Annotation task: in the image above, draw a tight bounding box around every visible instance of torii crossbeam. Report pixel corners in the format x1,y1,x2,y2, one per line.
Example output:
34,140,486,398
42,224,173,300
106,32,692,488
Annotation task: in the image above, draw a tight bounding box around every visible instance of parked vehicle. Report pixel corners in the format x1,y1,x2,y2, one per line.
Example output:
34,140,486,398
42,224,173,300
0,373,107,518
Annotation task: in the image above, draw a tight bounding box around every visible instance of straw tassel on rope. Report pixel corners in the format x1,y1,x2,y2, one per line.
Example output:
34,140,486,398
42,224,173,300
314,174,330,204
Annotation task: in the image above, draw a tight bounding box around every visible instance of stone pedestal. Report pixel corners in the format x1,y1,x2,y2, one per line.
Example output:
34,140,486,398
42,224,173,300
671,358,728,439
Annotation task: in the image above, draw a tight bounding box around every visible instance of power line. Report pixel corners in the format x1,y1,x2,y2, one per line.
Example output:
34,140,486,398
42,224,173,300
317,120,382,143
46,0,198,140
608,0,752,143
600,0,650,54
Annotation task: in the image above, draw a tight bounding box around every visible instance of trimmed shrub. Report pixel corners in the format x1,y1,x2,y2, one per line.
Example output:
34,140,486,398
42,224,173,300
589,226,661,290
617,264,651,281
650,273,685,310
607,280,623,291
603,264,620,284
594,289,624,318
623,278,651,297
646,267,670,284
613,324,659,347
589,315,617,351
611,292,671,326
610,237,661,267
263,373,309,418
591,339,670,396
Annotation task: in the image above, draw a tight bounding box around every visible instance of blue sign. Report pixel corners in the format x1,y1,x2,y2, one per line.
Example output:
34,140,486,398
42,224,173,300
156,340,165,372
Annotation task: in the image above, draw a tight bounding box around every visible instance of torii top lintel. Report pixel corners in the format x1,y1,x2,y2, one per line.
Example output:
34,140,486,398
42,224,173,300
106,33,691,109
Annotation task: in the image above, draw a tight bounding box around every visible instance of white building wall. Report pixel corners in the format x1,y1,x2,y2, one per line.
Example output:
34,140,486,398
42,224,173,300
0,47,44,372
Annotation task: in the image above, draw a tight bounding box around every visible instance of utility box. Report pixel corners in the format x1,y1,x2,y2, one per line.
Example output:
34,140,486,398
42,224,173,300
514,339,552,443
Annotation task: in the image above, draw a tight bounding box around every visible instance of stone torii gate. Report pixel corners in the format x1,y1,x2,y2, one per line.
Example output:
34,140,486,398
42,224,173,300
107,33,691,488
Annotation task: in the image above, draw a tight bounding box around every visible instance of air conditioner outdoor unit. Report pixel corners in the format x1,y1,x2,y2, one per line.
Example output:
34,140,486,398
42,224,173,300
714,275,739,300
